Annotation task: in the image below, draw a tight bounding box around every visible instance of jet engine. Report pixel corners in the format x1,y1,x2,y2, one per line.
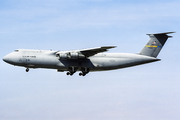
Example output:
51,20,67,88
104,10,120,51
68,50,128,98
56,52,85,59
59,53,70,59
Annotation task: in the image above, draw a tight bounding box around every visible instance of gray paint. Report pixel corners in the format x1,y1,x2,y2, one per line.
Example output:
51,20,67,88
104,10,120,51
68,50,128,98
140,32,174,57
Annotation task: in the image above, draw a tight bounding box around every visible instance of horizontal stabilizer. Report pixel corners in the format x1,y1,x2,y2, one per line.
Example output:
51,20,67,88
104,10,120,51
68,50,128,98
147,32,175,38
147,32,175,35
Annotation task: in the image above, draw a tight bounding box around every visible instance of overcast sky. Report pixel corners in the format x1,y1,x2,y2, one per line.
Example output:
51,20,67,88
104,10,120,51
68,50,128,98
0,0,180,120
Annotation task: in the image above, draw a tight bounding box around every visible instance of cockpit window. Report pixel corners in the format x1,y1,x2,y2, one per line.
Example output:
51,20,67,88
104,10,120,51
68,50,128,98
14,50,19,52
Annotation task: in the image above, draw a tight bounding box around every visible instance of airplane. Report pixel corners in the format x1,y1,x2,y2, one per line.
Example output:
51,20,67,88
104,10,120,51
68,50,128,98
3,32,174,76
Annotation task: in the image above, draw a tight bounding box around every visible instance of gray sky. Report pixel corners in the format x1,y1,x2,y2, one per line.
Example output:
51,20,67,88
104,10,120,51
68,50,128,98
0,0,180,120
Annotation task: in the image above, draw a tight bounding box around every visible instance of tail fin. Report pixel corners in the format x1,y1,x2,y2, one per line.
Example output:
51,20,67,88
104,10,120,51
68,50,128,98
139,32,175,58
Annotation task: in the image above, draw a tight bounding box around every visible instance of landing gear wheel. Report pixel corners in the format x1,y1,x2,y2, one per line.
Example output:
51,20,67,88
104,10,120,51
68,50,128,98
79,67,89,76
79,73,83,76
66,66,77,76
66,72,74,76
26,68,29,72
79,72,86,76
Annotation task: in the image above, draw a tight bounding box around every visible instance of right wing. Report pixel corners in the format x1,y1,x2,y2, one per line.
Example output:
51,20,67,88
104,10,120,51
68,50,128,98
79,46,116,57
56,46,116,59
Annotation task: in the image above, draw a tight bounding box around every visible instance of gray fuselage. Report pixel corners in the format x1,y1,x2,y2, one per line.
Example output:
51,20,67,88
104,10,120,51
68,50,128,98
3,49,159,72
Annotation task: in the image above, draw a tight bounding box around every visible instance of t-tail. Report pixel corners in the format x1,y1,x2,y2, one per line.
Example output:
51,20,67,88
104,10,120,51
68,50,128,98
139,32,175,58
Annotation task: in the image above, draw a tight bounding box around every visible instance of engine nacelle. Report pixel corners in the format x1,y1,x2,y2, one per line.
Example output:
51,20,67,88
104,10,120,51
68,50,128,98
70,52,79,59
56,52,85,59
59,53,70,59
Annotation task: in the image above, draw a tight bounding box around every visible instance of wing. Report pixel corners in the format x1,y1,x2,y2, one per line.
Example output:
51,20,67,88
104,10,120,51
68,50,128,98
55,46,116,59
80,46,116,57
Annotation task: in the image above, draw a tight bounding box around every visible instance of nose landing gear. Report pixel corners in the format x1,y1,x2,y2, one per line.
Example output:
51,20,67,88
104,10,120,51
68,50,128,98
26,68,29,72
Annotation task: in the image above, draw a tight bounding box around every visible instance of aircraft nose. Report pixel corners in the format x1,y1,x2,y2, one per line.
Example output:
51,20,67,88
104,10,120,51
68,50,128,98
3,55,9,63
3,53,18,64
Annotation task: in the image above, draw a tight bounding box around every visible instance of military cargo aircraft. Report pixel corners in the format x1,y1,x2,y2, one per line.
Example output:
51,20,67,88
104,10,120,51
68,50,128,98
3,32,174,76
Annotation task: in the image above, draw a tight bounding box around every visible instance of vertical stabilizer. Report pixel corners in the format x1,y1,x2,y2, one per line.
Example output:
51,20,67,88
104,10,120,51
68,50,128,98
139,32,174,58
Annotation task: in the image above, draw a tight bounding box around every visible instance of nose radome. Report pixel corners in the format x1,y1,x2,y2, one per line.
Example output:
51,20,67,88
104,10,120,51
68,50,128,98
3,55,9,63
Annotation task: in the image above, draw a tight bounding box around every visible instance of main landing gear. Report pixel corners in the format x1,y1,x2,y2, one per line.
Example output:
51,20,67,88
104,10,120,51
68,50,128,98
66,71,75,76
66,67,89,76
66,67,77,76
79,72,86,76
79,68,89,76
